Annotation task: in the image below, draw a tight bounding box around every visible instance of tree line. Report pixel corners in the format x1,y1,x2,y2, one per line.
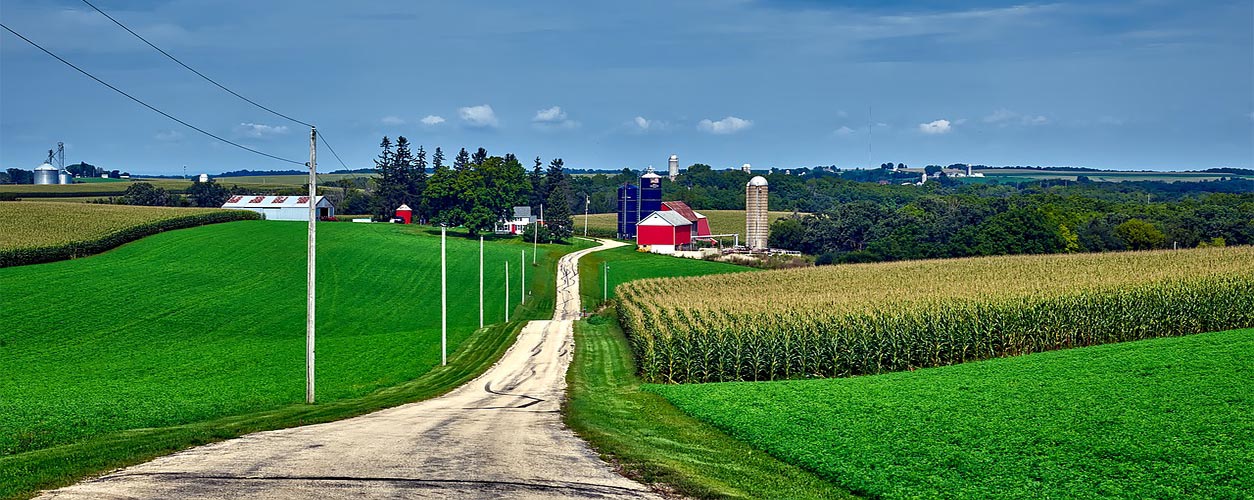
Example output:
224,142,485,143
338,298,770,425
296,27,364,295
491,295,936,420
354,136,574,239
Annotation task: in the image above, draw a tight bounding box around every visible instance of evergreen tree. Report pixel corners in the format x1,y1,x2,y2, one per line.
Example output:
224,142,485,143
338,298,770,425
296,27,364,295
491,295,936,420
414,145,429,222
424,146,464,227
432,146,445,170
543,158,574,241
472,147,488,166
454,148,471,172
529,156,545,211
544,157,565,201
371,136,395,220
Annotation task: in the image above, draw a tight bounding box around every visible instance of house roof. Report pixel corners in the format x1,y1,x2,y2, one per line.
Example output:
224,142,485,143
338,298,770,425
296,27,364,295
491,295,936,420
661,201,706,222
222,195,330,208
512,206,532,219
638,210,692,227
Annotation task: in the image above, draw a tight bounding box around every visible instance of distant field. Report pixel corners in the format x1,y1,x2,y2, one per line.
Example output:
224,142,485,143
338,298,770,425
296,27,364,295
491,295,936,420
619,246,1254,383
583,209,797,239
577,244,754,310
214,173,371,185
1,174,364,200
653,328,1254,499
73,177,127,184
0,202,228,251
0,221,575,459
972,169,1250,183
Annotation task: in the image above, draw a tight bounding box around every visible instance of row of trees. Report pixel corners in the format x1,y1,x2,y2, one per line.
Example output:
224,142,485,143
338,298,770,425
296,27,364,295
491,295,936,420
364,137,575,239
768,192,1252,264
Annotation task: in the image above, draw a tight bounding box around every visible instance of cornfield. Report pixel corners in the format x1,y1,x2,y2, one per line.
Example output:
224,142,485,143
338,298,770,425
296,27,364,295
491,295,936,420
617,246,1254,383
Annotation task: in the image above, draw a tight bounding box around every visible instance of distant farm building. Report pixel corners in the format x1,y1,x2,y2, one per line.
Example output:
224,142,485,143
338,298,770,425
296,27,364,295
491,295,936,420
198,173,210,183
221,195,334,220
746,176,769,250
497,206,533,234
660,201,712,239
616,167,663,238
394,204,413,224
637,210,692,254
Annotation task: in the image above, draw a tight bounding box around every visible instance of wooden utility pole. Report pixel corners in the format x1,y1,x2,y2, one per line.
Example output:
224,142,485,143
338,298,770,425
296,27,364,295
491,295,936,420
441,226,447,366
533,204,541,264
306,126,317,404
584,195,589,237
521,250,525,305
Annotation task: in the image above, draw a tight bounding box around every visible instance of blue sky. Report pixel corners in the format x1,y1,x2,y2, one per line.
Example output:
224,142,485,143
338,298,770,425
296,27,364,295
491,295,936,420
2,0,1251,175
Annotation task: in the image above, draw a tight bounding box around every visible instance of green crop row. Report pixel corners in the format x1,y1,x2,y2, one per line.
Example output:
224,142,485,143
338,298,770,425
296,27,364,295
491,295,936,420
617,250,1254,383
0,210,260,267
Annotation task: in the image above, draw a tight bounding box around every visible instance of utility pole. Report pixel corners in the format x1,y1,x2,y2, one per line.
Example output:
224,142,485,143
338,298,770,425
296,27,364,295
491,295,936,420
603,262,608,302
504,261,510,322
441,225,447,366
584,195,590,237
306,126,317,404
521,250,525,305
479,236,484,329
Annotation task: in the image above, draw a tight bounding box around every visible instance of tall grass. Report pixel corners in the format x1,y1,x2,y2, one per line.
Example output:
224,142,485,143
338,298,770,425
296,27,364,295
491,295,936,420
617,246,1254,383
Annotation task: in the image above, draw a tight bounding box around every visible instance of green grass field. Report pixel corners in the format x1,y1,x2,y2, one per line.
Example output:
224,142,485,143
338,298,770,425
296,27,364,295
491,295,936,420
1,222,577,462
652,328,1254,499
566,315,851,499
582,210,798,239
0,202,229,250
577,244,754,311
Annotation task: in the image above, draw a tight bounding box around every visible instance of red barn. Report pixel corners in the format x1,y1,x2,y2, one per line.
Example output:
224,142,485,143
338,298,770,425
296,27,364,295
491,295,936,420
660,201,712,238
637,211,692,254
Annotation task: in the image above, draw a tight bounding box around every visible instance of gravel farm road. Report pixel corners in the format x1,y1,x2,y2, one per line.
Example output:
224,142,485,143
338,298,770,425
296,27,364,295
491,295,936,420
40,238,659,499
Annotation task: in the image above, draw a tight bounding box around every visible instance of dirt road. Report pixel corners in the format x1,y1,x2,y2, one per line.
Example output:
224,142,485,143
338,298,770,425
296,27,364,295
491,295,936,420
41,238,656,499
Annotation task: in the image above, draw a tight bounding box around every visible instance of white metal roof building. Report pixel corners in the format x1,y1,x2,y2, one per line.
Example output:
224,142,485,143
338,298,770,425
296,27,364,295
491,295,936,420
221,195,335,221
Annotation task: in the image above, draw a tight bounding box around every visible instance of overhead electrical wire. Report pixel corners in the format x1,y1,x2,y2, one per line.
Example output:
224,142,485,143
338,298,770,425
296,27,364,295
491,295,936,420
0,23,305,166
79,0,313,129
78,0,355,174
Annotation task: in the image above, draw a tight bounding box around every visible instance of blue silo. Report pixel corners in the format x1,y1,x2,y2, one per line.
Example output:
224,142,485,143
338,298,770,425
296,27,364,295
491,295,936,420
617,183,640,238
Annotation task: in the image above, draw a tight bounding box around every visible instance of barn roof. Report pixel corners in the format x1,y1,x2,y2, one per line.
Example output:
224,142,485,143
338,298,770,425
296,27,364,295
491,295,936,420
638,210,691,227
661,201,706,222
221,195,331,208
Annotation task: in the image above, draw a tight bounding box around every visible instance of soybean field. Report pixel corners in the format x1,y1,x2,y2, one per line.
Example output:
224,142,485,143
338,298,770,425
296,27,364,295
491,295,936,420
652,328,1254,499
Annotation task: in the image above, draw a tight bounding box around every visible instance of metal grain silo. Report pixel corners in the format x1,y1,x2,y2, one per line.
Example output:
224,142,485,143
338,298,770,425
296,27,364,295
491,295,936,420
639,166,662,218
617,183,640,239
33,163,58,185
746,176,769,250
58,171,73,184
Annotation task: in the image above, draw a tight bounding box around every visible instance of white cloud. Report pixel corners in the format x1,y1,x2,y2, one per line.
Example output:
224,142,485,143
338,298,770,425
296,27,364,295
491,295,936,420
458,104,499,128
634,116,651,130
984,108,1017,123
420,115,446,125
985,108,1049,126
154,130,183,142
833,126,856,136
234,122,289,139
381,116,406,126
533,106,567,122
698,116,753,134
918,119,952,135
532,106,579,129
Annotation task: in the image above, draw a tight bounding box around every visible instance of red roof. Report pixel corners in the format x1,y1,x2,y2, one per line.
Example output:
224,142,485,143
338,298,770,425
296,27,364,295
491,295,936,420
660,201,706,223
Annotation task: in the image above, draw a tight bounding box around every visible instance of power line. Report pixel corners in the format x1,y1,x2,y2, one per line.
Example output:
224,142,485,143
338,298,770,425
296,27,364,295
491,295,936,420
0,23,304,166
79,0,314,129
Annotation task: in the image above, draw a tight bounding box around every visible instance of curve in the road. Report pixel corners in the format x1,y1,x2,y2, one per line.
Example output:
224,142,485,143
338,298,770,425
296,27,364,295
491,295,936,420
40,238,655,500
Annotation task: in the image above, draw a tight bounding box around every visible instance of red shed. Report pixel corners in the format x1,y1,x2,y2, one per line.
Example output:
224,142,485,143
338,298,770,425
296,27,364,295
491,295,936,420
395,204,413,224
637,211,692,254
661,201,712,237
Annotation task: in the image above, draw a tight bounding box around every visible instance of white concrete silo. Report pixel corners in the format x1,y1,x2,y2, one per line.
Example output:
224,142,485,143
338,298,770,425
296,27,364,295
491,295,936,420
746,175,769,250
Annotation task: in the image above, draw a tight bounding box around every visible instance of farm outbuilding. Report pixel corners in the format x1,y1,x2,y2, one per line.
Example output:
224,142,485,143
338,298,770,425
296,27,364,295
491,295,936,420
637,210,692,254
221,195,334,221
660,201,712,239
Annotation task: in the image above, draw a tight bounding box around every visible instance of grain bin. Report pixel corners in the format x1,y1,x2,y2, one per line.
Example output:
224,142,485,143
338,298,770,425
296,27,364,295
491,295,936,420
746,176,769,250
33,163,58,185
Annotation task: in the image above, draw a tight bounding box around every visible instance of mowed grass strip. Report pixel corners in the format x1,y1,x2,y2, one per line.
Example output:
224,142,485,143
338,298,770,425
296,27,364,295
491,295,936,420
578,244,755,311
651,328,1254,499
0,202,226,250
565,314,851,499
0,221,575,459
